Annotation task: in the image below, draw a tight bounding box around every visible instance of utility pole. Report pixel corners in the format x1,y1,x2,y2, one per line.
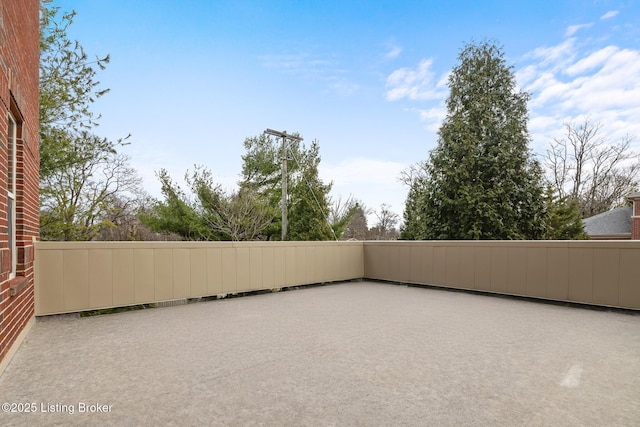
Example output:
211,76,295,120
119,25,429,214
263,129,303,240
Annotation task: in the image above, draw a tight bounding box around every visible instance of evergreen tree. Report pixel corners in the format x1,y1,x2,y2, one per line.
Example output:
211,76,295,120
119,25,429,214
288,166,334,240
544,188,589,240
402,41,546,239
144,134,336,241
342,205,370,240
241,135,334,240
400,166,428,240
139,169,219,240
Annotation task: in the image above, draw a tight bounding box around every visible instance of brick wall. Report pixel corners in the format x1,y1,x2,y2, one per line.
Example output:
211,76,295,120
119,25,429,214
0,0,40,367
630,194,640,240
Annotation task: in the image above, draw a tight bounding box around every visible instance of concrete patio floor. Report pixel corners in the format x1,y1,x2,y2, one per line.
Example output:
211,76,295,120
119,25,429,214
1,281,639,426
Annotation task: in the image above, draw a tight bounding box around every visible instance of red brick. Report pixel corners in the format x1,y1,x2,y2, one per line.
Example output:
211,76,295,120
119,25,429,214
629,195,640,240
0,0,39,367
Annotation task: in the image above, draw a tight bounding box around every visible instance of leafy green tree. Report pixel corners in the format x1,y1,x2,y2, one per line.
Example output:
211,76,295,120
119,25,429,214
40,2,110,134
39,1,144,240
240,134,287,239
187,167,276,241
287,147,334,240
140,166,276,241
139,169,218,240
402,41,546,240
144,134,337,241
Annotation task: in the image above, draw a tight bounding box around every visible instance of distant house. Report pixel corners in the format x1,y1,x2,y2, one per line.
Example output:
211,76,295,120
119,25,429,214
583,193,640,240
0,0,40,370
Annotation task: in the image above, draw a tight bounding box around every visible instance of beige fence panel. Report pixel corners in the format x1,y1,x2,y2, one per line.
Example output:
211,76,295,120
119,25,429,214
35,240,639,315
363,241,640,310
35,241,364,316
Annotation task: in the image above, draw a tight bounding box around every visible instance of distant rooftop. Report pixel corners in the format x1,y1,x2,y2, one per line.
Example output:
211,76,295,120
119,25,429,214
583,206,632,237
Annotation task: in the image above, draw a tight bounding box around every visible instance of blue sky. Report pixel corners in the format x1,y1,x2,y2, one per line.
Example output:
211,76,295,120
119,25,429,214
54,0,640,224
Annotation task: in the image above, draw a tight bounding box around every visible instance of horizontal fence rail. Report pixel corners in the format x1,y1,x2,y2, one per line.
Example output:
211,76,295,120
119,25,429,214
35,240,640,315
363,240,640,310
35,241,364,316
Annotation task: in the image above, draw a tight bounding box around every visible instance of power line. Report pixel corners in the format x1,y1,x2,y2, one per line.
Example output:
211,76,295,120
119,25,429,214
263,129,338,241
287,146,339,241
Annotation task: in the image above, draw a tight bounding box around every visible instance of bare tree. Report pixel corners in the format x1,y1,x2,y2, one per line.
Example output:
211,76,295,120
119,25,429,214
99,195,182,241
329,195,362,239
398,161,428,187
205,189,276,241
40,132,145,241
329,195,355,227
368,203,400,240
544,117,639,218
187,167,276,241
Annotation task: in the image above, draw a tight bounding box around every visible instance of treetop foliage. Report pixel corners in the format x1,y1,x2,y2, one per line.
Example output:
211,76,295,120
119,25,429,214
143,133,352,241
402,40,548,240
40,0,110,133
39,1,146,241
543,187,589,240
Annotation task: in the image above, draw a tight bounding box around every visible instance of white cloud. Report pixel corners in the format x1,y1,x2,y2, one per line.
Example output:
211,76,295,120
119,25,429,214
528,114,560,136
320,158,406,186
526,47,640,111
259,52,334,75
520,38,640,154
327,77,360,97
385,59,447,101
564,46,618,76
384,45,403,60
418,107,447,132
320,158,408,218
436,72,449,88
600,10,619,20
260,51,359,96
565,23,593,37
515,64,539,87
419,107,446,121
526,38,576,67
